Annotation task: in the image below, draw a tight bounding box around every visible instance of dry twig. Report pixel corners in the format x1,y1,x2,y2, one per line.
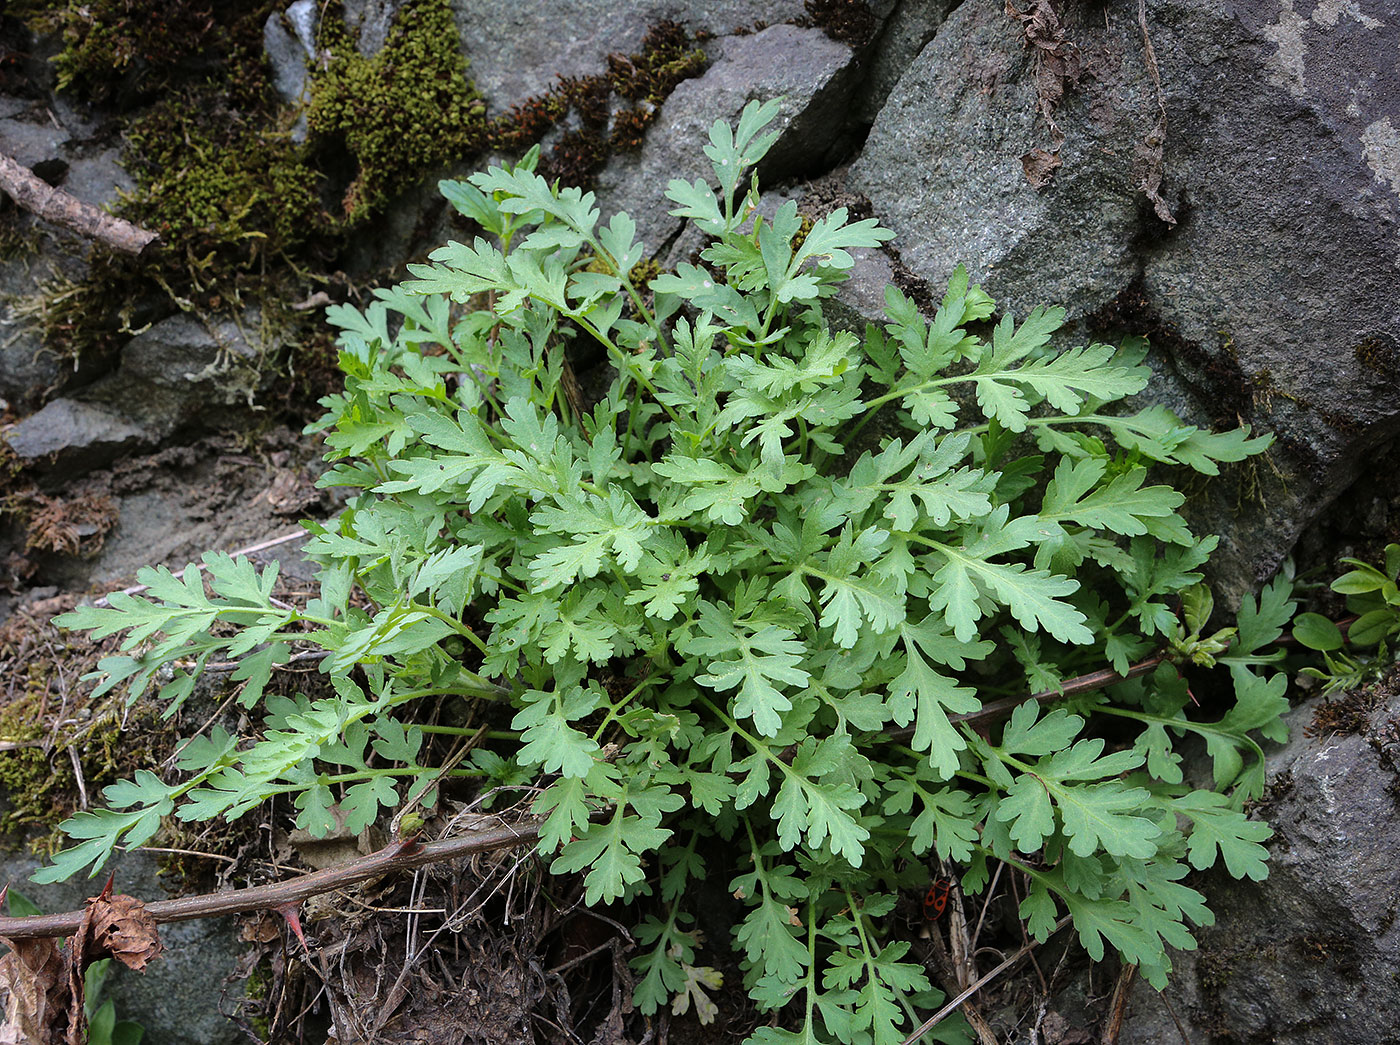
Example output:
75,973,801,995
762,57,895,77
900,914,1074,1045
0,820,545,940
94,529,308,607
0,152,159,256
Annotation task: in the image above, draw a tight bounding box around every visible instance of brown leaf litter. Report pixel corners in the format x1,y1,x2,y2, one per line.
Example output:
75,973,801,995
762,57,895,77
0,881,164,1044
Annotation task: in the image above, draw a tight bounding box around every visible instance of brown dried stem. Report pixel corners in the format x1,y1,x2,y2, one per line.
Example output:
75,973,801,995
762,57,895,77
0,821,543,941
950,654,1166,727
0,152,159,256
900,914,1074,1045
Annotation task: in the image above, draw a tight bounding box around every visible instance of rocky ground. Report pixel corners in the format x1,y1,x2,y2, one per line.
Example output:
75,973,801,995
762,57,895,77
1,0,1399,1041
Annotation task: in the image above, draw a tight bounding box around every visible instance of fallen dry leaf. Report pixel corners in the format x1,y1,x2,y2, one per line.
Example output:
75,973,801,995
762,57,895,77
1022,146,1062,188
77,892,164,973
239,912,283,945
0,935,68,1045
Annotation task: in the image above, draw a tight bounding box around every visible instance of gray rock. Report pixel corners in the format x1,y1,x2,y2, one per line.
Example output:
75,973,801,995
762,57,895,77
448,0,806,114
61,145,134,209
2,397,147,469
848,0,1400,602
78,311,269,437
0,115,67,170
342,0,407,56
263,7,314,108
594,23,859,254
0,97,130,210
853,0,959,123
0,846,244,1045
4,312,273,473
0,105,132,410
263,2,320,140
285,0,320,59
1120,686,1400,1045
830,244,896,328
1139,0,1400,475
849,0,1148,320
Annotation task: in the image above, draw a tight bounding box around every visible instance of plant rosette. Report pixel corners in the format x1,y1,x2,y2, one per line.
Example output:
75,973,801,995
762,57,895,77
47,102,1291,1044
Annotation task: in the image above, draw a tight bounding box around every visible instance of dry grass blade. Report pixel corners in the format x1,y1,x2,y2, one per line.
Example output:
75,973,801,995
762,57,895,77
900,915,1073,1045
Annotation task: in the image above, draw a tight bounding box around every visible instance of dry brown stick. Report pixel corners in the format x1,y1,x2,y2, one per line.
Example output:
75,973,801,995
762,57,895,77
900,914,1073,1045
0,150,159,256
0,820,543,940
95,529,309,607
779,654,1168,765
879,655,1167,754
954,655,1165,726
1101,963,1138,1044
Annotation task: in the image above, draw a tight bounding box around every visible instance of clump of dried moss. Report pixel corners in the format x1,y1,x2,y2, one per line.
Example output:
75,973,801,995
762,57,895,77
490,20,708,186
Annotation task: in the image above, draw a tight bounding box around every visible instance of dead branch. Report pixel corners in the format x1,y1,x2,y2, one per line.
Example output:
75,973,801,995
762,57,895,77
900,914,1074,1045
778,654,1168,765
951,655,1166,727
1102,963,1138,1044
0,820,543,941
0,151,159,257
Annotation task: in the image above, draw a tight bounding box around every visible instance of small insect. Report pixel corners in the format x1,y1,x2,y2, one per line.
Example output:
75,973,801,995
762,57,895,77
923,876,953,922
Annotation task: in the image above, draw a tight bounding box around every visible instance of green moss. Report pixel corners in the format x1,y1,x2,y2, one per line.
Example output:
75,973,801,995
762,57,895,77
307,0,487,223
0,678,85,839
0,614,175,846
242,962,273,1039
15,0,274,105
17,3,708,376
123,89,328,256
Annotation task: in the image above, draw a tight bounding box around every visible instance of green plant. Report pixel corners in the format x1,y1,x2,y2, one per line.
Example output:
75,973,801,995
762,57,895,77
44,102,1290,1042
1294,543,1400,692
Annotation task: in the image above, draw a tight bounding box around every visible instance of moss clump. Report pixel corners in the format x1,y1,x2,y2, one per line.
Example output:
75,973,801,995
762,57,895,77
0,609,176,845
606,21,709,104
14,0,273,105
17,3,708,378
123,87,329,258
306,0,487,223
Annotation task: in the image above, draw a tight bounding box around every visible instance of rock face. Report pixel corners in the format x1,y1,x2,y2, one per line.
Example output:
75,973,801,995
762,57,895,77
851,0,1146,319
448,0,807,114
1120,683,1400,1044
849,0,1400,596
2,398,146,471
4,312,271,472
0,95,133,410
594,22,860,253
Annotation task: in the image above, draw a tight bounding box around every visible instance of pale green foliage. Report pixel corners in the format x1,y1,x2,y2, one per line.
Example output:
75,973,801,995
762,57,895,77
48,102,1289,1039
1295,543,1400,692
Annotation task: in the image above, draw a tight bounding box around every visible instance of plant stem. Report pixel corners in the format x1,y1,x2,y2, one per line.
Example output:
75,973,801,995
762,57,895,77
0,821,566,940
